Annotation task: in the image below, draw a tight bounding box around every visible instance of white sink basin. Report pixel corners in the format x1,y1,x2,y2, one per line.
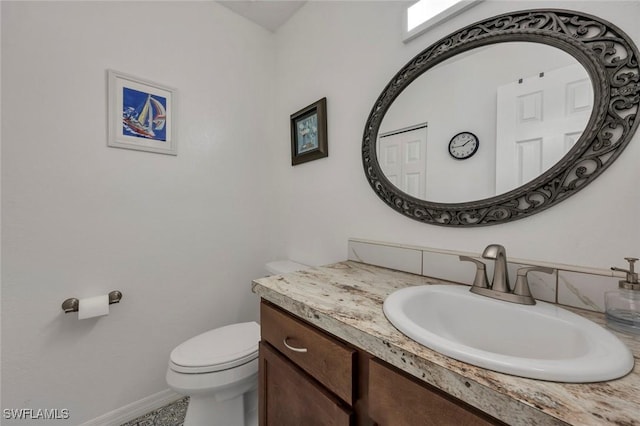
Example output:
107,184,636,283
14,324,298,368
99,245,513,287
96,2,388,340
383,284,634,382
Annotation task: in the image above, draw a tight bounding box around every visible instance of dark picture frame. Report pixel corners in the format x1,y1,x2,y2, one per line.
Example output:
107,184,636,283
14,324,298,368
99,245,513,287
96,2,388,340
290,97,328,165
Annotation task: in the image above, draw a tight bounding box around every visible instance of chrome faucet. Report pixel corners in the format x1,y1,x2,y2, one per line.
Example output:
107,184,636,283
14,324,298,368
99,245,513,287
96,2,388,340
459,244,554,305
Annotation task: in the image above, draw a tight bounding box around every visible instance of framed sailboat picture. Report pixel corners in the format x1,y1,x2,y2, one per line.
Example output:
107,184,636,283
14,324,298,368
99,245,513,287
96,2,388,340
108,70,177,155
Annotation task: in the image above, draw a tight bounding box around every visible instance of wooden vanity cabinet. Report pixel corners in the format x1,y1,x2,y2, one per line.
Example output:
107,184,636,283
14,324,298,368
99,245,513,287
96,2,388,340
259,301,356,426
259,300,504,426
259,343,353,426
368,359,506,426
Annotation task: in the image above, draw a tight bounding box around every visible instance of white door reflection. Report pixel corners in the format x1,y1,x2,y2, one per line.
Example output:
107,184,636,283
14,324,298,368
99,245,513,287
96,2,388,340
378,124,428,199
496,64,593,194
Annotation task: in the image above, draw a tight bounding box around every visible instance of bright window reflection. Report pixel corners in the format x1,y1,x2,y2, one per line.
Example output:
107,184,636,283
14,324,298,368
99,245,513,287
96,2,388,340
407,0,463,31
404,0,482,43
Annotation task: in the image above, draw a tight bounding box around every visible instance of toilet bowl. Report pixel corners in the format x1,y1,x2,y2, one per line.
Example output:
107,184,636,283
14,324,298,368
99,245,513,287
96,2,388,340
166,322,260,426
166,260,308,425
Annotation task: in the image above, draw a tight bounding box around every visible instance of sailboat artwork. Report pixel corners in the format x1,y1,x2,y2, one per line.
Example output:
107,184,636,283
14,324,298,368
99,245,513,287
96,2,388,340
109,70,176,155
122,87,167,141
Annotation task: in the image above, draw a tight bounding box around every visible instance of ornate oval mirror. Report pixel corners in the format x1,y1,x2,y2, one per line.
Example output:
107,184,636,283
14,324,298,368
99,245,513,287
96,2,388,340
362,9,639,226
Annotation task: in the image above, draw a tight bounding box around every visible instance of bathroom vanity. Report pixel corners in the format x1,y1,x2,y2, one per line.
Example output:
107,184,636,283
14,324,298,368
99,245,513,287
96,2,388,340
259,300,502,426
252,261,640,426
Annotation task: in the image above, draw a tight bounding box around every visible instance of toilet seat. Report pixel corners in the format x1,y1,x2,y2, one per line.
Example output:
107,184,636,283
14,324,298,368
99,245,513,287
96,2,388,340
169,322,260,374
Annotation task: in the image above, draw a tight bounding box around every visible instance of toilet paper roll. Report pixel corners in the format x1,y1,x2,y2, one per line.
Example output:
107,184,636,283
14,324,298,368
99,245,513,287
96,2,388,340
78,294,110,320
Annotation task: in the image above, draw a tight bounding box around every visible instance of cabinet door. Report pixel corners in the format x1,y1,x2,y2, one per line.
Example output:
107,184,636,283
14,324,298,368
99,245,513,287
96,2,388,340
368,359,504,426
259,342,353,426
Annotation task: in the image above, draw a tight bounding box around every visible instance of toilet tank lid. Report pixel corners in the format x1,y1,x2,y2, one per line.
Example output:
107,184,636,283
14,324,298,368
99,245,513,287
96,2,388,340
170,322,260,369
266,260,308,275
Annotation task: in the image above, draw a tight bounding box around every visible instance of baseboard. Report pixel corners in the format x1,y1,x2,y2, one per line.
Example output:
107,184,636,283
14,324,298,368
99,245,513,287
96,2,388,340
80,389,183,426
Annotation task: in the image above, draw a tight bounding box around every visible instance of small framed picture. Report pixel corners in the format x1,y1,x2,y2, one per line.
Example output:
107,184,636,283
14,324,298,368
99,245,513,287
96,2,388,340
290,97,328,165
108,70,177,155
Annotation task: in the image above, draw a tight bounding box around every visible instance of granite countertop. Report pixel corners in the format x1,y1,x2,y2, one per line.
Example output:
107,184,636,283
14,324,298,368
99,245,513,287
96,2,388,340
252,261,640,426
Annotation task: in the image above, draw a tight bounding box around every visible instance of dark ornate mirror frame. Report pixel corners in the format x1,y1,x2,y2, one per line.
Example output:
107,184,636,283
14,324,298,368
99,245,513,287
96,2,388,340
362,9,639,226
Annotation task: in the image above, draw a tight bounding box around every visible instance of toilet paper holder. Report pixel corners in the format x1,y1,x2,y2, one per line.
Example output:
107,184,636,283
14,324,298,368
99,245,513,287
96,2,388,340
61,291,123,313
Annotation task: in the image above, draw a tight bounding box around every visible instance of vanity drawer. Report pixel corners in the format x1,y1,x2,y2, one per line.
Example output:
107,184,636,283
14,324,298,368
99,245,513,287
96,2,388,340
260,301,355,405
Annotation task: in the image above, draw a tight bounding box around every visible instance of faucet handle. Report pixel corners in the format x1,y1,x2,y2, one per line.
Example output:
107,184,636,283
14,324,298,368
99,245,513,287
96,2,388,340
459,256,489,289
513,266,554,298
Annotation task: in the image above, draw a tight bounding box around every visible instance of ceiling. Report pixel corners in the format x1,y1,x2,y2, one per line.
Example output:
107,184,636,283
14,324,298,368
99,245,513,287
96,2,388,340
217,1,307,32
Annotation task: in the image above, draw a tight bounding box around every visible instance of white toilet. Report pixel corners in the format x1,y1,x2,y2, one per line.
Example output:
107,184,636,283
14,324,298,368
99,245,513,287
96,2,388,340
166,260,308,426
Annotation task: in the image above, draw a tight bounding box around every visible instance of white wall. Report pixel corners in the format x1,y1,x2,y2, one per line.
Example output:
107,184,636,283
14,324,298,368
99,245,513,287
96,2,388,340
273,1,640,270
1,1,275,423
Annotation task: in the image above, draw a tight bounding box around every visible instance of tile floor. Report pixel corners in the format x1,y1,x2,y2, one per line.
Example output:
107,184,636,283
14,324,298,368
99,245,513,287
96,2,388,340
120,397,188,426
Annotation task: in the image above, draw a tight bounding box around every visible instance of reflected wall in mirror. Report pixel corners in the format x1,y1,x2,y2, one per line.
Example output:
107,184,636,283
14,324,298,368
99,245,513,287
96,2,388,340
363,9,640,226
378,42,593,203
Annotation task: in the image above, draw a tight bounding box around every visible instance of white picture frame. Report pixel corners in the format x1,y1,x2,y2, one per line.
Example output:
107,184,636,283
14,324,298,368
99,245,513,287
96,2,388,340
108,70,177,155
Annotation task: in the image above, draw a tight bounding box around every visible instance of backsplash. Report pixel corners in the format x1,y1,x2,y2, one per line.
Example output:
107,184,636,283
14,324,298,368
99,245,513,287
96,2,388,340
348,239,622,312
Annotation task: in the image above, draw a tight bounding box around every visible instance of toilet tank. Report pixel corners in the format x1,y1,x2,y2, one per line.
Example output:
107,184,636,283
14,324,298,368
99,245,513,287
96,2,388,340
265,260,308,275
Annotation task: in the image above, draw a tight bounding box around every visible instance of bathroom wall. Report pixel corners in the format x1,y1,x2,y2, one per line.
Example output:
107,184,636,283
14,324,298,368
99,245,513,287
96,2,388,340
272,1,640,271
2,1,275,423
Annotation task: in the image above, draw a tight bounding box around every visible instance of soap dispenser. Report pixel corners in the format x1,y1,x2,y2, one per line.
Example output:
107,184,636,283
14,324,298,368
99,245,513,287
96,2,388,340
606,257,640,335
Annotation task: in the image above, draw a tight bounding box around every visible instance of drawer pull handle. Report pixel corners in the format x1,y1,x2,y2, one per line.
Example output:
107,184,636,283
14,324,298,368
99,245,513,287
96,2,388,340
283,337,308,353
